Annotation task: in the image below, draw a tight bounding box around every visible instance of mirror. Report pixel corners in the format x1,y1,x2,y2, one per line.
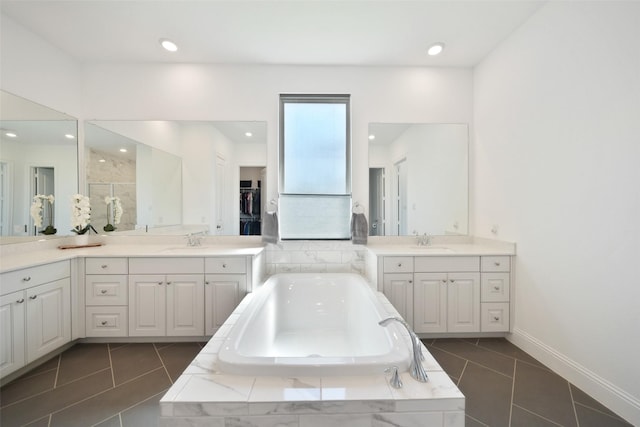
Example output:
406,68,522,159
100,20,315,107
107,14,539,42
85,121,267,236
368,123,468,236
0,91,78,242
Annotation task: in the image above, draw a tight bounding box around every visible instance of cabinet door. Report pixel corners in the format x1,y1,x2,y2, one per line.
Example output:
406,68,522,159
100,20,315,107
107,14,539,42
128,275,165,336
0,291,26,377
382,273,413,326
413,273,447,333
205,274,246,336
447,272,480,333
26,278,71,363
166,275,204,336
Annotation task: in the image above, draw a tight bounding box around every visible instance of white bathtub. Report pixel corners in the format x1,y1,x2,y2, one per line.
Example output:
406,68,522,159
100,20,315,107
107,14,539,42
217,273,411,376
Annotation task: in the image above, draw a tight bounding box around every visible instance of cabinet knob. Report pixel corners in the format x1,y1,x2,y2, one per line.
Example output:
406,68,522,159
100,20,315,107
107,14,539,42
494,262,501,266
16,298,25,304
450,280,455,283
101,264,108,269
222,263,227,268
493,316,500,321
408,280,413,284
101,289,108,294
23,276,31,282
493,286,500,291
158,282,163,285
166,281,172,285
205,281,210,285
101,321,108,326
29,295,37,300
442,279,447,283
397,263,402,267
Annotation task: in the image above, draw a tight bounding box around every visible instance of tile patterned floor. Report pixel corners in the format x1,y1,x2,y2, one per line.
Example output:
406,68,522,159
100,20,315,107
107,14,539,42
0,339,633,426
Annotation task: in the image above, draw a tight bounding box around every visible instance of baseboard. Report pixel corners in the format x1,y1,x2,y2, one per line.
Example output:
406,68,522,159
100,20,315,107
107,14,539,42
509,327,640,426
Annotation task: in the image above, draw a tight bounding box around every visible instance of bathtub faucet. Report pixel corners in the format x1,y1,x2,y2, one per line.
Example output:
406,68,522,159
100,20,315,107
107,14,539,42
186,232,205,246
378,317,429,383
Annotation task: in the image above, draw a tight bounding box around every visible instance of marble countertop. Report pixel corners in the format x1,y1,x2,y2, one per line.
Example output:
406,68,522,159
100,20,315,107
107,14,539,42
366,236,516,256
0,235,266,273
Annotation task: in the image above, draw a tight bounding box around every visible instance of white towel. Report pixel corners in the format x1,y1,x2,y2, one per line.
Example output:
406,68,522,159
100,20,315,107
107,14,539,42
262,211,278,244
351,213,368,245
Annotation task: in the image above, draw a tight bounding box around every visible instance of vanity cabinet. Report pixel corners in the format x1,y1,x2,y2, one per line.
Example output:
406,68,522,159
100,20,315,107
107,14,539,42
128,258,205,337
204,257,248,335
0,261,71,378
85,258,128,337
379,254,512,336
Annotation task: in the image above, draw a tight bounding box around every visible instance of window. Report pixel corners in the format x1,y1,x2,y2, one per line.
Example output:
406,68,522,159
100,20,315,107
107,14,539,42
279,94,351,239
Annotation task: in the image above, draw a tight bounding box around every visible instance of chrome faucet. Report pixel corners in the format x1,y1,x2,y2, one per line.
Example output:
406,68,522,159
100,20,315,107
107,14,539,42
186,232,204,247
379,317,428,383
414,231,431,246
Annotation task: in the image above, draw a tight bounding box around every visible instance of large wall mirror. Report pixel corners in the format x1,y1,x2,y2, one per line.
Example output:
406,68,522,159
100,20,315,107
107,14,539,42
85,121,267,236
368,123,468,236
0,91,78,242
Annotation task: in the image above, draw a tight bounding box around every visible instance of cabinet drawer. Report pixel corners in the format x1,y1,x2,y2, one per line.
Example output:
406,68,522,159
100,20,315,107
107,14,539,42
129,257,204,274
205,257,246,274
383,257,414,273
481,256,510,272
1,261,70,295
85,275,128,305
481,273,510,302
414,256,479,273
86,258,128,275
86,306,128,337
481,302,510,332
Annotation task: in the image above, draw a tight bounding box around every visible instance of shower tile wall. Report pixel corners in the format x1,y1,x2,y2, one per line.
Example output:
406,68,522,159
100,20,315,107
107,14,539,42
266,241,368,276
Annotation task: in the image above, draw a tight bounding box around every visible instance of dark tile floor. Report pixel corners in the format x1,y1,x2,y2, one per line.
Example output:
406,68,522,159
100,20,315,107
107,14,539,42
0,339,633,426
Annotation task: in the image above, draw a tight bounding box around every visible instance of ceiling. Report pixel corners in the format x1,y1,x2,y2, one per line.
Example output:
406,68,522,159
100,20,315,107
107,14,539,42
1,0,544,67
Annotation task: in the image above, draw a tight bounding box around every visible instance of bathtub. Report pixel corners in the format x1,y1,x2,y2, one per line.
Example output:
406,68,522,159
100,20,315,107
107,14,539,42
217,273,412,376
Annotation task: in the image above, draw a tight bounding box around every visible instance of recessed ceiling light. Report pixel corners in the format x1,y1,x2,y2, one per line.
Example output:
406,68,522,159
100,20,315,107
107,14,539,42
159,38,178,52
368,134,376,140
119,148,127,153
5,131,17,138
99,159,106,163
245,132,253,137
64,134,75,139
427,42,445,56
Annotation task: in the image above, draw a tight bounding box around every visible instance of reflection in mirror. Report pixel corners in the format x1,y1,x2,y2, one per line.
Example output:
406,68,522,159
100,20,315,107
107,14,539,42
85,121,267,236
368,123,468,236
0,91,78,242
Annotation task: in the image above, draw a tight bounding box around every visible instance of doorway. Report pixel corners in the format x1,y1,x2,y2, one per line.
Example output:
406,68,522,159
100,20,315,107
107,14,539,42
31,166,54,235
369,167,385,236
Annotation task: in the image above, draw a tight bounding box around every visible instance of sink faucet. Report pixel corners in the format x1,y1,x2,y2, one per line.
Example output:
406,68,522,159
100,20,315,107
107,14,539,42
414,231,431,246
379,317,428,383
186,232,204,247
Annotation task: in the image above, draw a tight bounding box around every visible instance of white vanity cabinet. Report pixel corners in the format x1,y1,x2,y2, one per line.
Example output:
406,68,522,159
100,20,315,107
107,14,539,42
413,257,481,334
85,258,129,337
128,258,205,337
480,256,511,332
204,257,248,336
381,257,414,326
0,261,71,378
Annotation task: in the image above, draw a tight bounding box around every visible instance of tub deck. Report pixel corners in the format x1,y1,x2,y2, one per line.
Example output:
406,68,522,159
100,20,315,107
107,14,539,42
160,277,465,427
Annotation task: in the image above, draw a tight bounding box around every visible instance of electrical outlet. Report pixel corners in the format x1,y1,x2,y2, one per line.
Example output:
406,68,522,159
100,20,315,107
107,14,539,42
491,224,499,235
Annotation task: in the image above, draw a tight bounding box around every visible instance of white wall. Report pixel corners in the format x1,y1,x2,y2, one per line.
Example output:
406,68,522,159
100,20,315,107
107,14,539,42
473,2,640,424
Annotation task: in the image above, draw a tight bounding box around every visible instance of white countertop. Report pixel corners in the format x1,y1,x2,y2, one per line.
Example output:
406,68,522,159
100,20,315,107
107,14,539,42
366,236,516,256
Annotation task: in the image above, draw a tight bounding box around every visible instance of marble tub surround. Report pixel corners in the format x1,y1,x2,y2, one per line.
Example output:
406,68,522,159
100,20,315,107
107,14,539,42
160,291,465,427
265,240,369,275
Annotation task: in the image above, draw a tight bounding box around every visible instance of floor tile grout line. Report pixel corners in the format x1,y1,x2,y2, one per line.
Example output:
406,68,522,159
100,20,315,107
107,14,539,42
512,403,566,427
573,401,632,425
52,355,61,388
0,366,113,410
457,360,468,387
568,379,581,427
108,388,169,425
46,366,168,423
428,344,514,380
508,359,516,426
153,343,175,385
466,413,490,426
107,343,116,388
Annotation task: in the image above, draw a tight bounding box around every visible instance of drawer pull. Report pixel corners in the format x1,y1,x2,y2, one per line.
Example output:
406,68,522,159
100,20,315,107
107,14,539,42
100,289,108,294
450,280,455,283
23,276,31,282
397,263,402,267
101,321,108,326
494,262,501,266
29,295,37,300
408,280,413,284
166,281,172,285
16,298,25,304
493,286,500,291
158,281,163,285
205,281,210,285
442,279,447,283
493,316,500,321
101,264,108,269
222,263,227,268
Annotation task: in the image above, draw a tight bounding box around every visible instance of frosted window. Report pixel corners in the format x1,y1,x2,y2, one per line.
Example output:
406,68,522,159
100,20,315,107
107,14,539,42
279,94,351,239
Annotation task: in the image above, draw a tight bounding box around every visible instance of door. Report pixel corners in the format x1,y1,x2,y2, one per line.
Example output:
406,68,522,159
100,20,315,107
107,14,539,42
0,291,26,377
447,272,481,333
204,274,245,335
26,278,71,363
214,153,226,234
166,275,204,336
382,273,414,326
413,273,447,333
31,167,54,235
129,275,166,336
369,167,385,236
393,159,407,236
